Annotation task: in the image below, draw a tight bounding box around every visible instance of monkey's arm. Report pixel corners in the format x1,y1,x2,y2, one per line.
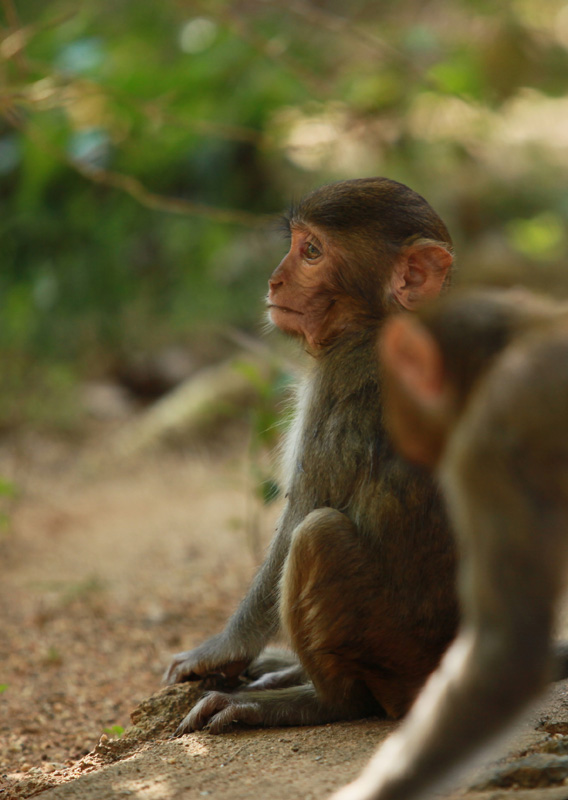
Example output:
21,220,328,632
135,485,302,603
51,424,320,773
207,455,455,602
165,513,294,684
332,341,567,800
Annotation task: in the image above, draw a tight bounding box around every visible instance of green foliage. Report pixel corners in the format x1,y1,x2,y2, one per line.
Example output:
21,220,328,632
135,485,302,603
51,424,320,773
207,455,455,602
507,212,566,261
0,684,8,694
0,479,16,533
0,479,16,498
103,725,125,738
0,358,82,431
428,51,486,99
236,358,293,504
2,0,568,431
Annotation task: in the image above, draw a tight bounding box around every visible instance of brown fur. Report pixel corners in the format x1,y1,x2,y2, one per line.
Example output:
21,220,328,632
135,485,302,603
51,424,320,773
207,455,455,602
165,177,458,734
278,331,457,720
332,288,568,800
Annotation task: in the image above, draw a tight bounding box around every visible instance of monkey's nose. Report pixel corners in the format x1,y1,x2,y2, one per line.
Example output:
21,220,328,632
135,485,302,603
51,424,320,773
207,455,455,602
268,283,283,302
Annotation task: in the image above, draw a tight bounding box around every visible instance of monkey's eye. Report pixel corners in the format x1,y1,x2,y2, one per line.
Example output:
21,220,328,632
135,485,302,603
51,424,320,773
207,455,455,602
304,241,321,261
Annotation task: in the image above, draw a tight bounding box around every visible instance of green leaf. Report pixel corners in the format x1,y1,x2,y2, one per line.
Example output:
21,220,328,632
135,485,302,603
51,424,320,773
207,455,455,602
103,725,124,738
428,53,484,99
0,479,16,498
507,212,566,261
233,360,269,397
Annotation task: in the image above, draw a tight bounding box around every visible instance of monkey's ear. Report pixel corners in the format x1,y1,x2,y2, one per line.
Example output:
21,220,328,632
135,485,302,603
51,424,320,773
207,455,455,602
380,315,446,407
390,243,453,310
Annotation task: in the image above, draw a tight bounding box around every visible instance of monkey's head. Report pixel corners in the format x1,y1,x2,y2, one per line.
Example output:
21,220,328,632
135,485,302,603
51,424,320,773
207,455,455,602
267,177,454,351
379,288,564,468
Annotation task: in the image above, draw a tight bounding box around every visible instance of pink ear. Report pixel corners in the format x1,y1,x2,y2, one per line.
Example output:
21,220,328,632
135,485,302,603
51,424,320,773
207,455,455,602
380,315,445,403
390,244,453,311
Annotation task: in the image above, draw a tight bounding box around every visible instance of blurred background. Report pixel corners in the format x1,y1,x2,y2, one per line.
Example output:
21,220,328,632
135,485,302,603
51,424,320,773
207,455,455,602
3,1,568,782
2,0,568,439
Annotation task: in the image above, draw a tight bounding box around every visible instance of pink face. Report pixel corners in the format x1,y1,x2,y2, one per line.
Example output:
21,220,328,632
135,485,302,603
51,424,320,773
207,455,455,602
267,225,343,350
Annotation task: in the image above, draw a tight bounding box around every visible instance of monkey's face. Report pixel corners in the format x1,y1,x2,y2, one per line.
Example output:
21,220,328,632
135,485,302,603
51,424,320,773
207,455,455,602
267,224,346,350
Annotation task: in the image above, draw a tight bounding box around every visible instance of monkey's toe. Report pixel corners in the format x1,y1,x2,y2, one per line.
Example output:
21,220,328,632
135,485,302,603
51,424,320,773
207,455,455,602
178,690,265,733
206,700,263,733
178,691,232,733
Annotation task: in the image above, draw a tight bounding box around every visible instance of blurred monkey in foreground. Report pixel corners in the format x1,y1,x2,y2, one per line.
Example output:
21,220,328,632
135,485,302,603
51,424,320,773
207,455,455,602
332,287,568,800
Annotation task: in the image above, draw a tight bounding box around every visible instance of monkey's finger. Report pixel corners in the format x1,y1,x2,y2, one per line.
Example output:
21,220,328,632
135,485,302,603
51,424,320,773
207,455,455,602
165,666,202,685
163,653,204,685
218,658,251,678
164,655,186,684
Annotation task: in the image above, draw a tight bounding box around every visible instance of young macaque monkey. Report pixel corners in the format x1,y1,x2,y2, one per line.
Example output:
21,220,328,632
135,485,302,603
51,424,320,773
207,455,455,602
332,287,568,800
165,177,459,734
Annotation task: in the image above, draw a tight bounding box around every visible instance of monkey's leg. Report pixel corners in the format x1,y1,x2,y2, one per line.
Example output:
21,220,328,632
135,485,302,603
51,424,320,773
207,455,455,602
176,509,385,735
243,647,306,690
245,647,300,677
282,507,446,720
243,665,306,690
177,507,442,735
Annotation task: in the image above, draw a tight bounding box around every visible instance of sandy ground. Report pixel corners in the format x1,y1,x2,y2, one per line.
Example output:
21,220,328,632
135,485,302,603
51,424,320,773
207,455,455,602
3,429,568,800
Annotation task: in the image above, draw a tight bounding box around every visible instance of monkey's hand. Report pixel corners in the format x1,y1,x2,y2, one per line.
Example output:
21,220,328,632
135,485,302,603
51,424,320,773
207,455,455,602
164,633,252,685
175,691,263,735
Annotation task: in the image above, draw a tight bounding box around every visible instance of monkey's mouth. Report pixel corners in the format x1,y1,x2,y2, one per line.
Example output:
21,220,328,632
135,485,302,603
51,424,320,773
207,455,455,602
267,303,304,316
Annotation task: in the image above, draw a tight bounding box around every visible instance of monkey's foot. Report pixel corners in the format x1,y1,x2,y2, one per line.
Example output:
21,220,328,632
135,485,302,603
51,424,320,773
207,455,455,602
175,684,363,734
176,691,263,735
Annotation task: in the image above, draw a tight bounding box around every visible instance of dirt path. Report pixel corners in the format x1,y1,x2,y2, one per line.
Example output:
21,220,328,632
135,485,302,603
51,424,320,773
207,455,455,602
0,432,276,795
2,432,568,800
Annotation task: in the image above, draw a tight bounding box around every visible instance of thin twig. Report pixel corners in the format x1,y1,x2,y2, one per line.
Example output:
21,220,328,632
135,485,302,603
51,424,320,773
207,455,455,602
142,99,266,147
221,744,249,766
1,0,29,73
181,0,332,96
6,114,269,227
258,0,401,60
73,160,267,226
